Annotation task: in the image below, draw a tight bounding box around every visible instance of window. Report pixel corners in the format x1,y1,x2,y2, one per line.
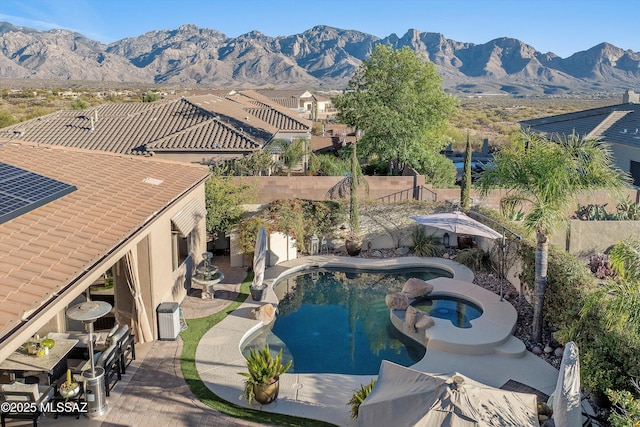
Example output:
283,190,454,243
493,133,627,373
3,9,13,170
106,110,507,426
630,160,640,187
171,225,190,271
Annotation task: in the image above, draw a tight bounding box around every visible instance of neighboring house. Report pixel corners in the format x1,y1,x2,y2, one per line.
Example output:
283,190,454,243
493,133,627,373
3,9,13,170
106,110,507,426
0,140,210,362
0,98,270,165
255,89,335,120
185,91,311,145
521,90,640,186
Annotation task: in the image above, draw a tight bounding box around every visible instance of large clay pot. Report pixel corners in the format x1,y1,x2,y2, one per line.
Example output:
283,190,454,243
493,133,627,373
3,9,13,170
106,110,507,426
254,378,279,404
345,238,362,256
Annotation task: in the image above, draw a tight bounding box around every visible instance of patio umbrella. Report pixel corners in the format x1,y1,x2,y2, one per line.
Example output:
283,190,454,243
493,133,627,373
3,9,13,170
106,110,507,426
358,361,538,427
411,211,503,240
552,341,582,427
252,226,267,289
411,211,509,300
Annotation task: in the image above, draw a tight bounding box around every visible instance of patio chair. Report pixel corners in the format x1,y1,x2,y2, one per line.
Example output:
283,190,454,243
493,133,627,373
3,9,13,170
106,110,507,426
0,381,55,427
114,326,135,374
96,343,120,396
70,342,121,397
108,324,135,374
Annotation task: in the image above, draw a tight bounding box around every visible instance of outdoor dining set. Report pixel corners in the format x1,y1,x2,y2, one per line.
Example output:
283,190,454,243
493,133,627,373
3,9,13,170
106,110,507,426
0,301,136,425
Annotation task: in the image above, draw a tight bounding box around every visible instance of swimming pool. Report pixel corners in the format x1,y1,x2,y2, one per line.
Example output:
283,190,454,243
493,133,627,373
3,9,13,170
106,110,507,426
241,267,453,375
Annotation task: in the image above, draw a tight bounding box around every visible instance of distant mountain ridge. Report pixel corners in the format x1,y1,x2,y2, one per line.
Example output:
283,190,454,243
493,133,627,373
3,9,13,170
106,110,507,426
1,22,639,96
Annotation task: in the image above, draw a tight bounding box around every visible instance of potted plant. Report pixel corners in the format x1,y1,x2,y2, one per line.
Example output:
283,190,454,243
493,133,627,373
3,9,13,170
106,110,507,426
238,344,292,405
249,285,266,302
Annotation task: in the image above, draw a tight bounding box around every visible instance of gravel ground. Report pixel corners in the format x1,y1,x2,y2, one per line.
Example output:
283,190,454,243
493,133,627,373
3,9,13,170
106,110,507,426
473,271,563,369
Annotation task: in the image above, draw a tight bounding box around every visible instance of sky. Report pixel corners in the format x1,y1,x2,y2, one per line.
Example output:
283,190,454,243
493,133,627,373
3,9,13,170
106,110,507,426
1,0,639,59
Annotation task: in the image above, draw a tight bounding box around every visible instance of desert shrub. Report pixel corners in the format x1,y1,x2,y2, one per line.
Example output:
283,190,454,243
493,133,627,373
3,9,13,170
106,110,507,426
455,247,490,272
237,216,272,255
588,253,616,279
519,242,595,329
411,226,443,257
265,199,343,253
607,379,640,427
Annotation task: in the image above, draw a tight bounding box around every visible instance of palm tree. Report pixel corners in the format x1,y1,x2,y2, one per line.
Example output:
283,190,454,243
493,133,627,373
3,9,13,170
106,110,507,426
478,130,630,343
595,237,640,335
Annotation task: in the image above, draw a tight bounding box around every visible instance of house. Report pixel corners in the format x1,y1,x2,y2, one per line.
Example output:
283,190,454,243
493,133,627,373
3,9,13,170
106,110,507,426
0,98,270,165
0,140,210,362
520,90,640,186
186,90,312,144
254,89,335,121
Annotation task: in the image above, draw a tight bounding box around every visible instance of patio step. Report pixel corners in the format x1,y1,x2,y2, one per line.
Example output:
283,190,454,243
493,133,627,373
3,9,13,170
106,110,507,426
494,336,526,358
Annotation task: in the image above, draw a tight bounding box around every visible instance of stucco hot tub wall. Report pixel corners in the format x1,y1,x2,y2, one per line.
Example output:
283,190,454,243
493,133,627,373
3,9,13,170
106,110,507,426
391,277,521,356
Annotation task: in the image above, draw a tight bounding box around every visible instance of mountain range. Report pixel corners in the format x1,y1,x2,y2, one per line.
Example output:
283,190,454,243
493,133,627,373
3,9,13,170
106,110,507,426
1,22,639,96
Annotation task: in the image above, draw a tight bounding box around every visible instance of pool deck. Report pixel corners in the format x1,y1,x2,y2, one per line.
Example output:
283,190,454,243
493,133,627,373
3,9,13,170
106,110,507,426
196,256,559,427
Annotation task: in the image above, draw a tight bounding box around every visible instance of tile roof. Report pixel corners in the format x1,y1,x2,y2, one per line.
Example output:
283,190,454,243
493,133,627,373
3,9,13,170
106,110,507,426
229,91,312,131
0,140,209,341
0,98,265,156
521,103,640,147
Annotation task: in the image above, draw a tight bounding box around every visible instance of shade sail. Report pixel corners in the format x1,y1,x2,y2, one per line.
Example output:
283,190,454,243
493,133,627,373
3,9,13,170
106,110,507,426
252,226,267,288
358,361,538,427
411,211,503,240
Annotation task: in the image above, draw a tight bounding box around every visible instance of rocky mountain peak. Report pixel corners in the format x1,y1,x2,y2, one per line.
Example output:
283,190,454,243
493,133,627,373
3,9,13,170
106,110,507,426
0,22,638,95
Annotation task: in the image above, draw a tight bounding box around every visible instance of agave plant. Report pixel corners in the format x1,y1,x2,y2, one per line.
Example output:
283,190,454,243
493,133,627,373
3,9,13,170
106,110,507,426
238,344,292,405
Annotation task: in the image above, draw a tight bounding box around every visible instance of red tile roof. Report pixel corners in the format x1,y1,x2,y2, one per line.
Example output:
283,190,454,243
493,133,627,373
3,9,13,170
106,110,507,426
0,140,209,341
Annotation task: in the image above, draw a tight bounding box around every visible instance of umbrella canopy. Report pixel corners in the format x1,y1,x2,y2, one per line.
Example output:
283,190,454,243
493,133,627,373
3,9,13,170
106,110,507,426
552,341,582,427
411,211,503,240
358,361,538,427
252,226,267,288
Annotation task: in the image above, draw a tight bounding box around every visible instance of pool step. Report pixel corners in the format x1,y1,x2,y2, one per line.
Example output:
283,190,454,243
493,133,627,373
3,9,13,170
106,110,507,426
494,336,526,358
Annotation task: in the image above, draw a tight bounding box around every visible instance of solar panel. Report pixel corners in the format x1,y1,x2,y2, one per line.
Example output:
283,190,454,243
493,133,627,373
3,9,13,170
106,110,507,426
0,161,77,224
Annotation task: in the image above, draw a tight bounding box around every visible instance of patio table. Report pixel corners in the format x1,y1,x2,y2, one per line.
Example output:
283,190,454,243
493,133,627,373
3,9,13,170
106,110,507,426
0,338,78,385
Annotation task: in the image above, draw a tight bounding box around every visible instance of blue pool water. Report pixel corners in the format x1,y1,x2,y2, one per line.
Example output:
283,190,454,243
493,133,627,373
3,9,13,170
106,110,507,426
241,267,473,375
412,295,482,328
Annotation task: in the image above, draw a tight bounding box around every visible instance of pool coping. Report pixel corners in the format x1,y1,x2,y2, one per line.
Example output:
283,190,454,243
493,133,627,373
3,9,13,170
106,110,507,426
195,256,559,427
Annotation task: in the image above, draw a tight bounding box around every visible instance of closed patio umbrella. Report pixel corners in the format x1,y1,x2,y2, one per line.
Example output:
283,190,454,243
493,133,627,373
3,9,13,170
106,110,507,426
252,226,267,289
552,341,582,427
358,361,538,427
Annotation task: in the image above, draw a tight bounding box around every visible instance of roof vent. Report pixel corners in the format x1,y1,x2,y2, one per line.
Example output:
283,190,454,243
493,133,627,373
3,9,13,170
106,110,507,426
143,177,163,186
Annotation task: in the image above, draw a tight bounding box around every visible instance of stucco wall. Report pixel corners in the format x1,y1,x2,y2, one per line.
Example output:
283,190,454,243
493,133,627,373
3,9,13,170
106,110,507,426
549,219,640,255
229,231,297,268
144,183,207,339
234,175,427,203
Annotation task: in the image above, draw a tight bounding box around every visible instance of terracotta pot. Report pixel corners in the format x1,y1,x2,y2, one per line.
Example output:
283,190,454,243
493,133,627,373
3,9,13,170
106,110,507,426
254,378,279,404
345,238,362,256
